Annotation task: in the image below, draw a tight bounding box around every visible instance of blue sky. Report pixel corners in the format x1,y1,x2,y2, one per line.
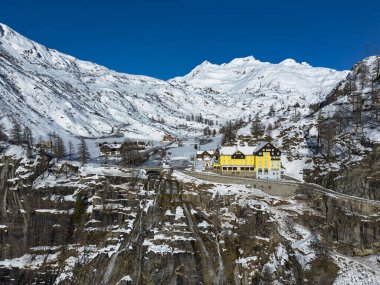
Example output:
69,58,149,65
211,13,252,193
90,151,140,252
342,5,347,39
1,0,379,79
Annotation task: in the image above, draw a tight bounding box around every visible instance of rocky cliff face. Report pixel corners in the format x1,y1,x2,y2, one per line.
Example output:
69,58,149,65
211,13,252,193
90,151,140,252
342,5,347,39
306,145,380,200
0,147,379,284
304,56,380,200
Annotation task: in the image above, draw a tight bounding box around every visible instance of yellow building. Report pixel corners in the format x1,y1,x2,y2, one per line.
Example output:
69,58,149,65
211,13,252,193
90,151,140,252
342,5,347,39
214,141,281,180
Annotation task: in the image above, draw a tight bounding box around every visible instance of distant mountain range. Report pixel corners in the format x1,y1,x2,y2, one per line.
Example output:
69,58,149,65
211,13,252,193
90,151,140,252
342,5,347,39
0,23,347,142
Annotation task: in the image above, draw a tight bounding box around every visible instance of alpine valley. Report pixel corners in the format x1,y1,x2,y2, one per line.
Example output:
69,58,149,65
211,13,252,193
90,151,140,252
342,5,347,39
0,23,380,285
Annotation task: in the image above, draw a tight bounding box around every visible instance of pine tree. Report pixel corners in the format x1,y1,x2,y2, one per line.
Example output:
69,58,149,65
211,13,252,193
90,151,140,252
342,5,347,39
10,121,22,145
250,114,264,138
293,102,301,116
23,126,33,146
68,141,74,160
23,126,34,158
316,112,325,149
78,137,90,165
267,123,273,135
0,124,7,141
269,104,275,117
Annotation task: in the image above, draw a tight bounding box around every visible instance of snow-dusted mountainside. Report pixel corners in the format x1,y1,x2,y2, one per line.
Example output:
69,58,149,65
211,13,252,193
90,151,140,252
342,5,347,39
0,23,220,140
0,23,348,141
303,55,380,198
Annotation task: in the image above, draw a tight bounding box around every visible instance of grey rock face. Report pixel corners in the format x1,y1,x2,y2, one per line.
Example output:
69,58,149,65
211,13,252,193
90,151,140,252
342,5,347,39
0,149,379,284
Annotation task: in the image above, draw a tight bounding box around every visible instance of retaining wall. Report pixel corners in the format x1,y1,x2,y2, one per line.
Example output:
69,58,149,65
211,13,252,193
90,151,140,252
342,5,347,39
184,171,299,197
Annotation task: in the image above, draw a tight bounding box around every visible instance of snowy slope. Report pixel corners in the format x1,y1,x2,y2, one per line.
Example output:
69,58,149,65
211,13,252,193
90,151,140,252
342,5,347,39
0,23,220,140
0,23,348,142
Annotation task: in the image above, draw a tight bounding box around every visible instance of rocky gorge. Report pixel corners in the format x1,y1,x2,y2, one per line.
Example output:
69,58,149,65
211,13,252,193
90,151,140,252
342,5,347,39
0,146,379,284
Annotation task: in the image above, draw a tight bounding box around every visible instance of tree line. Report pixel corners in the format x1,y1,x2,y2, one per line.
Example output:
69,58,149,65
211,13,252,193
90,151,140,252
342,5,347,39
185,113,217,126
0,122,91,164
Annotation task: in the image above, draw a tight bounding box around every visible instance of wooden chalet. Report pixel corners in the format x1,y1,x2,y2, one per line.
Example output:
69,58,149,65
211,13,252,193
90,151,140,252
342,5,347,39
98,142,122,156
196,150,215,160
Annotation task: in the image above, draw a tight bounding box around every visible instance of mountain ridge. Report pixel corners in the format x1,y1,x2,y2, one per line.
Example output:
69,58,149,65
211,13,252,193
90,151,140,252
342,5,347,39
0,22,348,143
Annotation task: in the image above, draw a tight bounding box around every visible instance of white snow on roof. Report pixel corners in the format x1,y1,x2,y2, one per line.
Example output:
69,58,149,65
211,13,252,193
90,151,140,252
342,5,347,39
219,141,273,155
101,144,122,149
197,150,215,155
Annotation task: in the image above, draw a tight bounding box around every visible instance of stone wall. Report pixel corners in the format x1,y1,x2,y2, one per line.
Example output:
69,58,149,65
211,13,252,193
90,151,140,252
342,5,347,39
184,171,299,197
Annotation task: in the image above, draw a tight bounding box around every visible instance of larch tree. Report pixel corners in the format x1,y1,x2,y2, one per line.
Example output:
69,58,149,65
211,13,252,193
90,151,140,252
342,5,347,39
371,77,379,122
23,126,34,158
350,91,364,134
54,135,66,160
322,121,337,161
78,137,90,165
358,63,369,90
23,126,33,146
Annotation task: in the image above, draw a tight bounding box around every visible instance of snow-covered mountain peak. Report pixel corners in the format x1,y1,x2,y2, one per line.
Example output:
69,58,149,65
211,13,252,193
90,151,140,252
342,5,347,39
170,55,348,98
0,22,33,46
200,60,211,66
227,55,261,65
358,55,380,69
278,58,299,66
181,60,218,80
300,61,311,67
